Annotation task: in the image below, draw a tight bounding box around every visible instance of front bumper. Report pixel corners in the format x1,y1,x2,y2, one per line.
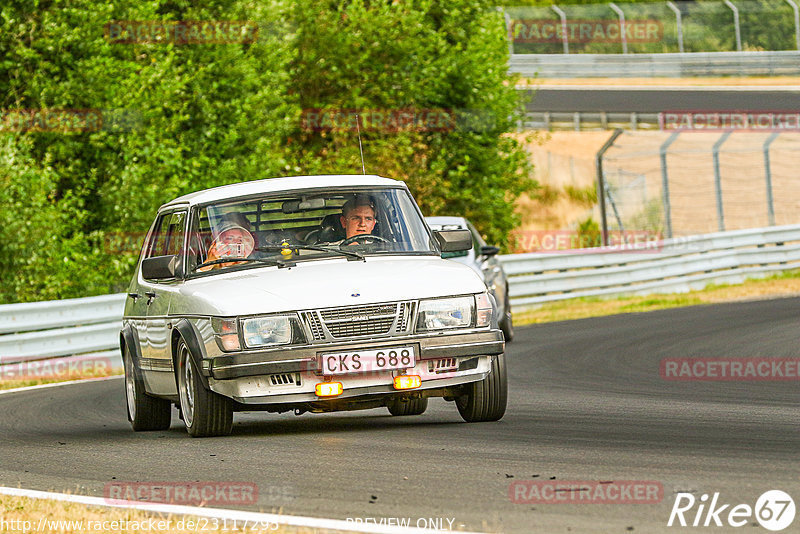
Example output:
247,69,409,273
206,329,504,404
207,328,504,380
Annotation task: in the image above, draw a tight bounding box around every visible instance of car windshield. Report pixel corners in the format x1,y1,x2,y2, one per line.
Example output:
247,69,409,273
187,187,436,274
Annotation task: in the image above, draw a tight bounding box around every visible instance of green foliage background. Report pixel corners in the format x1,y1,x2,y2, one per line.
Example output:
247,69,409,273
0,0,534,303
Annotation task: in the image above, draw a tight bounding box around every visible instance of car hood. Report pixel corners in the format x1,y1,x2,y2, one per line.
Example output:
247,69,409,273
173,256,486,316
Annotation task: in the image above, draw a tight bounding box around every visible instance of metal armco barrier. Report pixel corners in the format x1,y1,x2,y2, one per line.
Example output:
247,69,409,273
509,51,800,78
0,294,125,372
499,225,800,309
1,224,799,366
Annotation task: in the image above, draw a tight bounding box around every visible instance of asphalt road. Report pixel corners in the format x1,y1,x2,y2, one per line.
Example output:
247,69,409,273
1,298,799,533
525,87,800,113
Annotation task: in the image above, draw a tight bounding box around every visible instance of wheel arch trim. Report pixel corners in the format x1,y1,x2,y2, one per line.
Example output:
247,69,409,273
172,318,211,389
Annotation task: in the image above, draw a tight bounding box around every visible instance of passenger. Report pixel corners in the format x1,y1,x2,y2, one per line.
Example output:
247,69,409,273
198,214,254,271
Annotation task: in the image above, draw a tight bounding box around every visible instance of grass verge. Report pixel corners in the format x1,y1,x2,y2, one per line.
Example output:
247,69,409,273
0,494,353,533
514,270,800,325
0,371,122,392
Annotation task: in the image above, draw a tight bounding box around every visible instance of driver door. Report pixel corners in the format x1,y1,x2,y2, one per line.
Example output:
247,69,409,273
140,210,187,394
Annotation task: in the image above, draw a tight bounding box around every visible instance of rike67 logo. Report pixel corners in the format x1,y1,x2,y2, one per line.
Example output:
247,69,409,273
668,490,795,531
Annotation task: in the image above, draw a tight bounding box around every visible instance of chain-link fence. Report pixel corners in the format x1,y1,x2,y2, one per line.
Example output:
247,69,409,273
599,131,800,237
503,0,800,54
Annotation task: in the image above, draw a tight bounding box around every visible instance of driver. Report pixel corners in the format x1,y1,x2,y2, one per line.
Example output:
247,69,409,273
340,194,376,239
197,215,255,271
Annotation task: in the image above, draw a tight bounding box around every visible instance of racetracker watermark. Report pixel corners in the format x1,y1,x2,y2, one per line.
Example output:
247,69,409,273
0,357,113,382
301,108,495,133
103,231,150,255
661,358,800,381
660,111,800,132
104,482,258,506
0,518,279,532
510,480,663,504
0,108,141,133
668,490,795,530
104,20,259,44
346,517,456,530
509,19,662,43
509,230,663,254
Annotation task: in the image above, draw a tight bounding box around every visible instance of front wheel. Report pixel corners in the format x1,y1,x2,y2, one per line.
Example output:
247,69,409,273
124,345,171,431
387,396,428,416
456,353,507,422
177,339,233,437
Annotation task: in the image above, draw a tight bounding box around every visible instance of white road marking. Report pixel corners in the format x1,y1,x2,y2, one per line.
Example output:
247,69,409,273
0,486,482,534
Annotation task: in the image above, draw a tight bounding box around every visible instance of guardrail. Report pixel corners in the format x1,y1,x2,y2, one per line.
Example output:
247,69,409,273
521,111,661,131
499,224,800,308
509,51,800,78
1,224,799,369
0,294,125,376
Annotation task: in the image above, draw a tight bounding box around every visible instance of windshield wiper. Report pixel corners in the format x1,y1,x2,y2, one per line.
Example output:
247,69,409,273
195,256,295,271
255,245,365,261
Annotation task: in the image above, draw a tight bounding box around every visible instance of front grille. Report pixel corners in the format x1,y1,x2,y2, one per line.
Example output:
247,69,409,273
429,358,457,373
301,311,325,340
320,303,398,321
303,301,414,341
269,373,301,386
326,316,396,337
398,301,415,331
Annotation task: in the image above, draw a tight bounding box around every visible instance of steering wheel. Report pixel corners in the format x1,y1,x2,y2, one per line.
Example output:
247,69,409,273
339,234,391,247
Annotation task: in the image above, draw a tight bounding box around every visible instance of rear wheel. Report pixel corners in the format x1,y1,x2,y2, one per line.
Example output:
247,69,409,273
177,339,233,437
456,353,507,422
387,396,428,416
124,345,171,431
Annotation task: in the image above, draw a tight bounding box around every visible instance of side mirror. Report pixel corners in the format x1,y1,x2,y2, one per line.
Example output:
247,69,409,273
434,229,472,253
480,245,500,257
141,255,180,280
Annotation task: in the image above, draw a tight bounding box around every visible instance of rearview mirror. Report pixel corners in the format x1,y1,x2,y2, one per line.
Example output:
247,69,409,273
434,229,472,253
141,255,180,280
282,198,326,213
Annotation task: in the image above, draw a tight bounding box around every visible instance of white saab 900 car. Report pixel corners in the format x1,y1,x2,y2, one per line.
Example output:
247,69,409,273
122,175,507,437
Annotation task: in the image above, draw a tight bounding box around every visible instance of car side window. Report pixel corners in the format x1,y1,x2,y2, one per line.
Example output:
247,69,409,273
145,211,187,259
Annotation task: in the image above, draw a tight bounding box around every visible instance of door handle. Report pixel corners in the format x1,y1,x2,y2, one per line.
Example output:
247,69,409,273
127,292,140,301
145,291,157,305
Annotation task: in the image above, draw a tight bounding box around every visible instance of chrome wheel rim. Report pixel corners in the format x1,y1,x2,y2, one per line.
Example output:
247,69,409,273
124,350,136,421
179,346,195,427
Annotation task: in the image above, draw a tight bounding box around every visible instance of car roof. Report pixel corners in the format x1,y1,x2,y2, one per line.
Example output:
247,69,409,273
425,216,468,230
160,175,405,209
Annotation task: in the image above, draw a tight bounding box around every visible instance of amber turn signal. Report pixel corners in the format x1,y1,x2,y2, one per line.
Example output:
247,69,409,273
393,375,422,390
315,382,343,397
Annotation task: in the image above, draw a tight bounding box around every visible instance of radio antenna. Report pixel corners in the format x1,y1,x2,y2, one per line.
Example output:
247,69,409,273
355,113,366,174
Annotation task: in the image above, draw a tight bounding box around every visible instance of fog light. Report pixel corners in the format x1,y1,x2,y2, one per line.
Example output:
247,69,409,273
393,375,421,390
315,382,343,397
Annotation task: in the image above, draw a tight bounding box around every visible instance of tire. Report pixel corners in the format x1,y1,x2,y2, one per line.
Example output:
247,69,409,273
387,396,428,416
177,339,233,437
456,353,507,422
124,345,172,431
499,287,514,343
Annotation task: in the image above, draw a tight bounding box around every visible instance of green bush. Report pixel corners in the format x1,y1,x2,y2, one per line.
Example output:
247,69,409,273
0,0,534,303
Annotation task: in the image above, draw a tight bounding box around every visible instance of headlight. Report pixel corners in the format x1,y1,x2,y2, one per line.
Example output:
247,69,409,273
416,296,473,332
241,315,305,349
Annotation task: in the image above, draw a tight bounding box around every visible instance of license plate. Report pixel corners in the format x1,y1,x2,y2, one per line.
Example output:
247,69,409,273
319,346,416,375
